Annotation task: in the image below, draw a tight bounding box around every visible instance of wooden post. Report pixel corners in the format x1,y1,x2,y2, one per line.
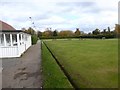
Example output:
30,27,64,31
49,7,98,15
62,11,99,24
17,34,20,55
10,34,13,46
17,34,20,46
21,34,23,44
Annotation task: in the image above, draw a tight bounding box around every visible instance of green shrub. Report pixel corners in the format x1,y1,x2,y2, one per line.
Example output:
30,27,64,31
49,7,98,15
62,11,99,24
31,35,38,45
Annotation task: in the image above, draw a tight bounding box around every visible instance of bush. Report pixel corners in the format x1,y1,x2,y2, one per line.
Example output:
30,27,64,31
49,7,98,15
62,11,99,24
31,35,38,45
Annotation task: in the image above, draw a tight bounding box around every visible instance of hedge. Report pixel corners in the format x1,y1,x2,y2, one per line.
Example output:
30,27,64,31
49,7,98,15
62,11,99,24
39,34,116,39
31,35,38,45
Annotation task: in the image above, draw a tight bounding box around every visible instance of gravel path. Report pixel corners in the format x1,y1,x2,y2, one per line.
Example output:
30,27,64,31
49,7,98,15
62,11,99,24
2,41,42,88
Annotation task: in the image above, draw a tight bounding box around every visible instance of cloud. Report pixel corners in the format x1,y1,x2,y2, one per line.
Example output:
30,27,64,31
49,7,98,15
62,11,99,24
56,2,95,7
0,0,119,33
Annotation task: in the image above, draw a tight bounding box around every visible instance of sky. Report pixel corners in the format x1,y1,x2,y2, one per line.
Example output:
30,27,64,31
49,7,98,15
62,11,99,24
0,0,119,33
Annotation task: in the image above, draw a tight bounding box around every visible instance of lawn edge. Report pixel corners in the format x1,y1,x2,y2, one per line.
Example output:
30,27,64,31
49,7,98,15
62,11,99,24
43,41,77,88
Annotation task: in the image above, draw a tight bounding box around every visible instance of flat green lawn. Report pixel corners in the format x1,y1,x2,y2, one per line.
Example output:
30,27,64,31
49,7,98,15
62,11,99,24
44,39,118,88
42,43,73,88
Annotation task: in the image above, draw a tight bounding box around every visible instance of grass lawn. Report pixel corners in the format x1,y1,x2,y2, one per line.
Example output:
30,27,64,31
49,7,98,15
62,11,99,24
44,39,118,88
42,42,73,88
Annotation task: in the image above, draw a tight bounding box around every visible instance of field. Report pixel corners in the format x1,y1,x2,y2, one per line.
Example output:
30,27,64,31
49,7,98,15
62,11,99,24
42,43,73,88
44,39,118,88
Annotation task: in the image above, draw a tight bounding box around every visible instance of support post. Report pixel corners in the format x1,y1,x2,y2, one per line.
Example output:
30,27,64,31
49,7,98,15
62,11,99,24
21,34,23,44
10,34,13,46
17,34,20,55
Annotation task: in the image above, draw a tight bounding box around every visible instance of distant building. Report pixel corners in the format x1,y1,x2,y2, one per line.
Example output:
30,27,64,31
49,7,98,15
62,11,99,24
0,20,31,58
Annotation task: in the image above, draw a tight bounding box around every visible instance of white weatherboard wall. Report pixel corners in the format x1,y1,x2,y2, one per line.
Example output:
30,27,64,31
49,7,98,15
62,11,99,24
0,32,31,58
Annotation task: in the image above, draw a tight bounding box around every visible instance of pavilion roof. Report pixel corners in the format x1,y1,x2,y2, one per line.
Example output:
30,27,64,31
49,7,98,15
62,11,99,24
0,20,16,30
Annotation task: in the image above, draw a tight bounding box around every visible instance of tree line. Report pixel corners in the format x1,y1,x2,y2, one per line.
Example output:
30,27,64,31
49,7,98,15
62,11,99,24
22,24,120,41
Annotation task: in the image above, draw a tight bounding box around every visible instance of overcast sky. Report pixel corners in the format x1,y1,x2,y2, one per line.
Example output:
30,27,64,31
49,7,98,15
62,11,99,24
0,0,119,32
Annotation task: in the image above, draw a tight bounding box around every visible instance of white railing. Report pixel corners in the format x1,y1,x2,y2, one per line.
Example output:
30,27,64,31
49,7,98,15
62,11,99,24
0,46,19,58
0,34,31,58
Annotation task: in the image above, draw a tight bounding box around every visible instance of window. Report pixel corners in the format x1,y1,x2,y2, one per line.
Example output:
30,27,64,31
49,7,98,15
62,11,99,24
19,34,21,41
0,34,4,46
6,34,11,46
12,34,17,46
22,34,24,40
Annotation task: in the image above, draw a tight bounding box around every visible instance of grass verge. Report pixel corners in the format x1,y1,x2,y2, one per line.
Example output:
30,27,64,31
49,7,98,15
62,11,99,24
42,42,73,88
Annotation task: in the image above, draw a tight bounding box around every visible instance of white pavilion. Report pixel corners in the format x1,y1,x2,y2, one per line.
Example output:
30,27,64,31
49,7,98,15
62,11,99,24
0,20,31,58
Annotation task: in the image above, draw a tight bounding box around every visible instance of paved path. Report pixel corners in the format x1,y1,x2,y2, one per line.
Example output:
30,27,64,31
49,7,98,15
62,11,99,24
0,69,2,90
2,41,42,88
0,59,2,89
